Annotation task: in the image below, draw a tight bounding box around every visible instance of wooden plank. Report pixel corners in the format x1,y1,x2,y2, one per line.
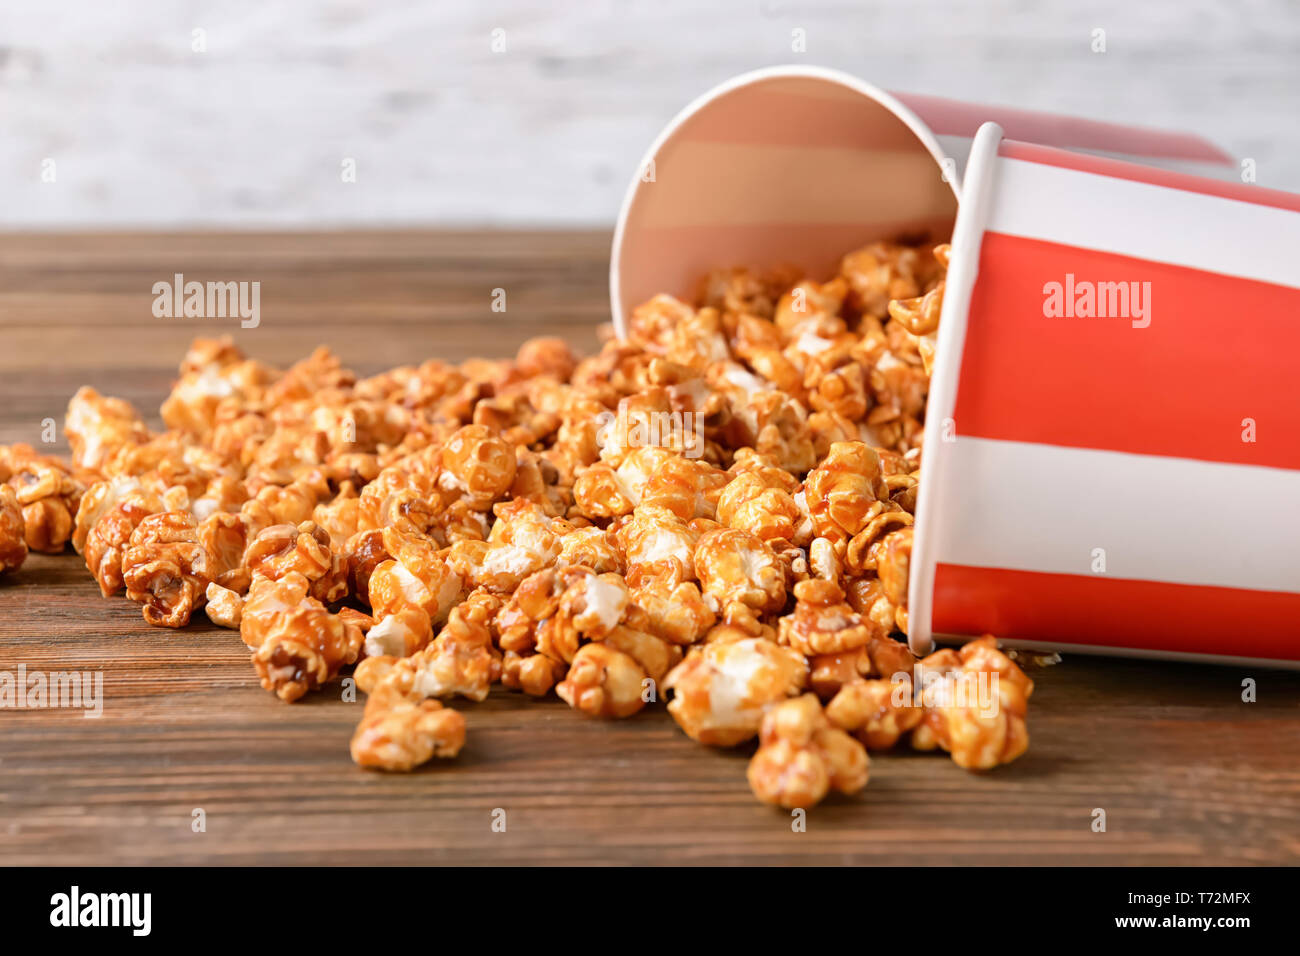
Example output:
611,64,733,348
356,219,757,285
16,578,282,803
1,231,1297,865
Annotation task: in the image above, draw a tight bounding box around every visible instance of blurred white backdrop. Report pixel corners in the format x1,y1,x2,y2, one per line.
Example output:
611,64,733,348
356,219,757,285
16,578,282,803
1,0,1296,227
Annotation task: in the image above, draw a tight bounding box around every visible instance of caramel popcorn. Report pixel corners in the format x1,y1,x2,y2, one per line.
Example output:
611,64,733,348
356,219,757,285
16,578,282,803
34,236,1041,804
65,386,150,471
0,484,28,573
204,581,243,629
803,441,888,547
3,445,85,553
747,694,869,809
350,690,466,772
825,677,925,750
557,638,651,718
121,511,213,627
616,503,700,586
368,526,463,625
663,638,808,746
81,484,165,597
243,520,348,603
778,578,877,656
241,573,364,701
439,424,517,510
910,636,1034,770
693,527,788,615
356,590,502,703
626,576,715,645
714,468,801,543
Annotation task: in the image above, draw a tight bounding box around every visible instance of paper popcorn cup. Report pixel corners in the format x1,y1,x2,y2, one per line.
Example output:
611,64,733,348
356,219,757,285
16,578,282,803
610,65,1234,334
912,121,1300,669
610,67,1300,669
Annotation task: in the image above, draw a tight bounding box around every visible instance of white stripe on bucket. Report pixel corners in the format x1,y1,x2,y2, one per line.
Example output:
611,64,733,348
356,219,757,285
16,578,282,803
986,158,1300,290
930,436,1300,595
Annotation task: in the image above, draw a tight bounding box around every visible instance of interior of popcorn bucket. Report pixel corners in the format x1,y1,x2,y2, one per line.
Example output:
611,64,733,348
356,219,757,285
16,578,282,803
611,66,961,335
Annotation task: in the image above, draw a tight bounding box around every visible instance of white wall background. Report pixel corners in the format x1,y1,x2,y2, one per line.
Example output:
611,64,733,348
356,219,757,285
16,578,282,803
2,0,1297,227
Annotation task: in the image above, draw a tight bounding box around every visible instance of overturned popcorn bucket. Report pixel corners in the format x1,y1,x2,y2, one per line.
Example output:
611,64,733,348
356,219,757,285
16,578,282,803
915,123,1300,669
611,66,1300,669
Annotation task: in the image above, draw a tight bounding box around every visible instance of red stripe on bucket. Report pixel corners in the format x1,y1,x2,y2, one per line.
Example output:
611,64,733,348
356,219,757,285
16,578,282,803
933,563,1300,661
951,232,1300,470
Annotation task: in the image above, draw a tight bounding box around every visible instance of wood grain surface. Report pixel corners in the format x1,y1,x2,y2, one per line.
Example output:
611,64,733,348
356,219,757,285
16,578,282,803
1,231,1297,866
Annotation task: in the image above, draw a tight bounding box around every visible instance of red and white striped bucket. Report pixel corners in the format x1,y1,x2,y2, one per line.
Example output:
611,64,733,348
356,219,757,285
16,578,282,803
610,67,1300,669
915,122,1300,669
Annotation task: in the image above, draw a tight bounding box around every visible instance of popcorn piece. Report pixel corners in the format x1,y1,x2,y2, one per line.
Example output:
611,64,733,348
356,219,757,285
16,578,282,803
911,636,1034,770
844,509,914,576
368,526,463,625
0,485,28,573
715,469,800,543
313,485,363,547
240,474,330,536
198,511,252,594
826,677,924,750
806,359,869,421
337,607,375,634
807,648,873,699
844,575,905,641
573,447,675,520
874,526,912,607
439,424,517,510
83,487,165,598
72,475,142,555
5,449,85,553
65,386,150,471
557,525,624,575
840,240,934,320
244,520,349,603
778,578,877,656
357,590,502,703
362,606,433,659
638,455,728,522
204,581,244,629
241,573,364,701
693,527,788,615
626,576,715,645
447,500,563,593
161,340,274,438
615,504,700,587
121,511,213,627
556,640,647,719
501,650,566,697
626,294,695,355
747,694,869,809
357,466,440,537
556,608,683,719
664,637,808,746
802,441,888,546
886,245,948,338
350,690,466,771
516,336,578,381
703,601,778,645
544,568,630,663
344,528,389,602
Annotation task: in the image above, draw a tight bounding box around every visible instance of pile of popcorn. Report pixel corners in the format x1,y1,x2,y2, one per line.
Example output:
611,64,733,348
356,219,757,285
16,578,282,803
0,237,1034,808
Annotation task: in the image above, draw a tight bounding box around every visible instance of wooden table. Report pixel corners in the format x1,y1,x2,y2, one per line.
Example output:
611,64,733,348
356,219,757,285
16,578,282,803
1,232,1296,866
